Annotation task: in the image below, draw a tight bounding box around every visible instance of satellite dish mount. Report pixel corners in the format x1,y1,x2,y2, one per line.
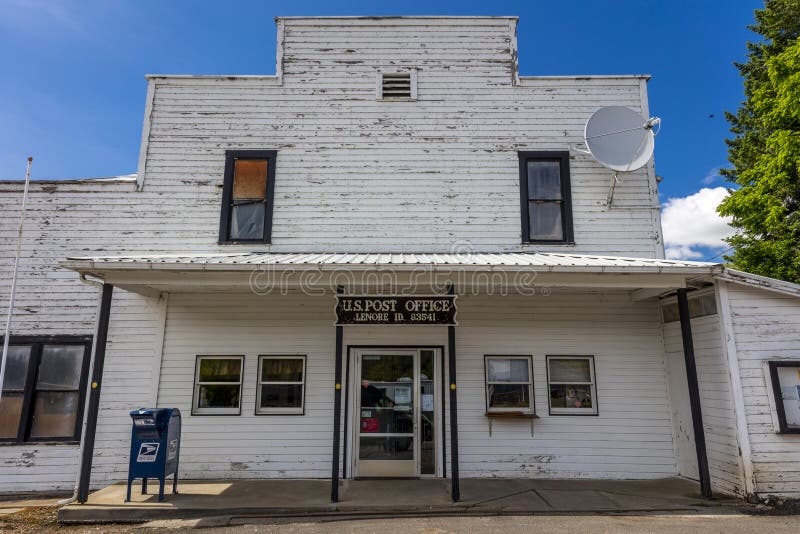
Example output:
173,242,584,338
574,106,660,206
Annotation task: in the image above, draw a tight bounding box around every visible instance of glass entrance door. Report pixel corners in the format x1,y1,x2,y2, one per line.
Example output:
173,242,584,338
355,351,417,477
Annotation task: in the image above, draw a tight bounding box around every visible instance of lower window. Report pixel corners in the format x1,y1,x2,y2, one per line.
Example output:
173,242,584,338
192,356,244,415
484,356,534,414
767,361,800,433
257,356,306,414
0,336,92,443
547,356,598,415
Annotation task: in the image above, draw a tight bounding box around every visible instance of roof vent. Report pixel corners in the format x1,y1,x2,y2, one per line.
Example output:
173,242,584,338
378,71,417,100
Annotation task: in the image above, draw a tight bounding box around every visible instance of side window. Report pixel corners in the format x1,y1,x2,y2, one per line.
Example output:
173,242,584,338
192,356,244,415
767,361,800,433
0,338,91,443
484,356,534,414
547,356,598,415
219,150,276,244
519,151,573,244
257,356,306,415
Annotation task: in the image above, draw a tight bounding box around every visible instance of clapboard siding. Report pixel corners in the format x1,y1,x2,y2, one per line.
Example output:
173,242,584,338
0,17,669,492
78,290,677,482
0,180,135,494
456,292,675,478
725,284,800,497
663,312,743,496
135,18,662,257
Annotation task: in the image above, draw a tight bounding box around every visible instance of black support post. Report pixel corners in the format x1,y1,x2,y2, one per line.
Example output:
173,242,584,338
447,284,460,502
677,288,712,498
330,286,344,503
77,283,114,504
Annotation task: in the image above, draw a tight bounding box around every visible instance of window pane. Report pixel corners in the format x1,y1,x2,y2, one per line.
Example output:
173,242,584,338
549,358,591,383
29,391,79,439
198,358,241,382
550,384,593,409
776,366,800,429
529,201,563,241
527,160,562,200
261,359,304,382
359,436,413,461
0,393,24,439
260,384,303,409
487,358,529,382
198,385,241,409
37,345,84,390
233,159,267,199
359,405,414,434
488,384,530,409
230,202,265,240
1,346,31,391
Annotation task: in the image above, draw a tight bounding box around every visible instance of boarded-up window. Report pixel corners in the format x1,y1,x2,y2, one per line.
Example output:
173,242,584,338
220,151,276,243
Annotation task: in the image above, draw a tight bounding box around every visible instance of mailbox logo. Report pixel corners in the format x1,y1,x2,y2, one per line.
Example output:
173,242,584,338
137,442,159,463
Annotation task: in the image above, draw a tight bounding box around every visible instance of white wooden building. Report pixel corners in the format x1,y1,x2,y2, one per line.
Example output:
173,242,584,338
1,17,798,501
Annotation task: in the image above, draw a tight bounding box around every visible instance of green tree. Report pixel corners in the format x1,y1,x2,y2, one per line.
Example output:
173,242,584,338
719,0,800,282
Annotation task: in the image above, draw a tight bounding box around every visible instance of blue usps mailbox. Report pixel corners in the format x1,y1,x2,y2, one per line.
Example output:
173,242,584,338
126,408,181,502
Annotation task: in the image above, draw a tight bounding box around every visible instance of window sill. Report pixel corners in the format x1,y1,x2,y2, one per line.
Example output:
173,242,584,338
485,411,539,418
522,241,576,246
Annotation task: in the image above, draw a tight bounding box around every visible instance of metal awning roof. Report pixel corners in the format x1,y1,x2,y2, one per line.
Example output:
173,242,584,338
62,252,720,275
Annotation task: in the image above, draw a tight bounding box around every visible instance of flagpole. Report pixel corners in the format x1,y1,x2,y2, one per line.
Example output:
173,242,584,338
0,157,33,405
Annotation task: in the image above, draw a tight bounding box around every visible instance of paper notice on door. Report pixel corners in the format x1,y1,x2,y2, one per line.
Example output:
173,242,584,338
394,386,412,404
422,394,434,412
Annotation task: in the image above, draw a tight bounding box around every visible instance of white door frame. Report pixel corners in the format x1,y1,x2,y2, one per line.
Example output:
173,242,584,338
346,347,442,478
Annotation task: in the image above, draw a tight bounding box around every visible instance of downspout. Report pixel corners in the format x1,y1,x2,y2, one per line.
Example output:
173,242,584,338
56,273,104,506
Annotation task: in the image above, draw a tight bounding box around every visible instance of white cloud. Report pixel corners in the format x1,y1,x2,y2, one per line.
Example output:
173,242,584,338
701,166,723,185
662,187,735,260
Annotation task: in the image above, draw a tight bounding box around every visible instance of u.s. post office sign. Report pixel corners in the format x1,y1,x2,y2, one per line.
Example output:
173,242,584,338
335,295,457,326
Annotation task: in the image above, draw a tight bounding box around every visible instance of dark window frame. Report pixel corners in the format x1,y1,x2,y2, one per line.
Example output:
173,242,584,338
191,355,245,416
219,150,277,244
519,151,574,244
255,355,307,416
0,335,92,444
545,355,599,416
767,360,800,434
483,355,535,414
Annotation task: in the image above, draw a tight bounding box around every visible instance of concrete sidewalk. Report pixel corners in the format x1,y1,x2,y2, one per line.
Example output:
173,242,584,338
58,477,744,524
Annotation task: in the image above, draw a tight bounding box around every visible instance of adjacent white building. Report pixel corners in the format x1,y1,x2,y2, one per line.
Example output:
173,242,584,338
0,17,798,501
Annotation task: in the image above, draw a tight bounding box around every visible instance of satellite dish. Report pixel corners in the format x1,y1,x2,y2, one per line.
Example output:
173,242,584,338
584,106,659,172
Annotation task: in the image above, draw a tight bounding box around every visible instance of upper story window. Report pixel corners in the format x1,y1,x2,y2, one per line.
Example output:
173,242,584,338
219,150,277,244
519,152,574,244
0,336,92,443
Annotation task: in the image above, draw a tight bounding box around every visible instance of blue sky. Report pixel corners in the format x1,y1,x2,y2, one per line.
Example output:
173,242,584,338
0,0,761,259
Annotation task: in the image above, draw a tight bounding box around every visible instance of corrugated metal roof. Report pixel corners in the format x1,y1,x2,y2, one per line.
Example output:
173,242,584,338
62,252,721,274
